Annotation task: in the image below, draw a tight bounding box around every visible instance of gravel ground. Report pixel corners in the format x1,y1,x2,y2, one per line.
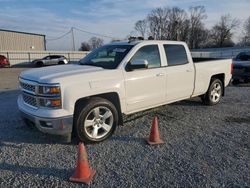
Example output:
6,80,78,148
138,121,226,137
0,68,249,187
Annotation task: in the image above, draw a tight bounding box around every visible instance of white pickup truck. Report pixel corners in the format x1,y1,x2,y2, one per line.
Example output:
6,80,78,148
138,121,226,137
18,40,232,143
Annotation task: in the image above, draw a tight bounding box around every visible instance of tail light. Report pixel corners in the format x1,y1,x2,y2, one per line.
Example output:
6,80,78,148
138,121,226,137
231,63,233,74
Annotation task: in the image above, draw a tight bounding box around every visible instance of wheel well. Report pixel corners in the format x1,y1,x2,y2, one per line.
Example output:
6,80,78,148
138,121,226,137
58,61,65,64
210,73,225,96
73,92,123,130
36,61,43,65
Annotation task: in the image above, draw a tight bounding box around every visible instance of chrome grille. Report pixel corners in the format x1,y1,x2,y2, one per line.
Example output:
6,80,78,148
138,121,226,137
22,93,38,108
20,82,36,94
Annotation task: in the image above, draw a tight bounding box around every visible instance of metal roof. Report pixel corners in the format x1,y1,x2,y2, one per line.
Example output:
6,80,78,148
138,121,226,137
0,29,45,37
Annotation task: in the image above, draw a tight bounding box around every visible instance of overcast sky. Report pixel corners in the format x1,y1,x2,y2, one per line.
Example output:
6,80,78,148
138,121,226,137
0,0,249,50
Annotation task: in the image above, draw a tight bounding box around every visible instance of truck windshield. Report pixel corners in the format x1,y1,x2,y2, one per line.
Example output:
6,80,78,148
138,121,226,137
79,45,133,69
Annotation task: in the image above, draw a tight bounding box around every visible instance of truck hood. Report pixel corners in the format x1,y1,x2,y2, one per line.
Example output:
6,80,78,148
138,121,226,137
20,64,104,83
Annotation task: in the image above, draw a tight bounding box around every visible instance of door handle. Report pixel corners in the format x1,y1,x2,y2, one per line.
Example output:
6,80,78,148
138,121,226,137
156,73,164,77
186,69,193,72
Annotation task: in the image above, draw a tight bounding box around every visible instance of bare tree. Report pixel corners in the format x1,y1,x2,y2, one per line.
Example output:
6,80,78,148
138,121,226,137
178,19,190,41
88,37,104,49
240,16,250,46
147,7,189,41
210,14,240,47
134,19,147,38
188,6,207,49
147,7,170,40
79,42,91,51
167,7,189,41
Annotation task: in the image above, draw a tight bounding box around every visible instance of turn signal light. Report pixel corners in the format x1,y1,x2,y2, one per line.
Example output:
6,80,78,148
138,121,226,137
51,99,61,107
49,87,60,94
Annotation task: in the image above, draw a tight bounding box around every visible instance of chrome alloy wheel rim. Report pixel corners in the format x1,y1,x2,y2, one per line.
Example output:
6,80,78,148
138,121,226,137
210,83,222,103
84,106,114,139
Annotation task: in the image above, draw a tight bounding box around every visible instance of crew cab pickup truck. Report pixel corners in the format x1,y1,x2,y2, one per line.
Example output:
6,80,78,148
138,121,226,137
18,40,232,143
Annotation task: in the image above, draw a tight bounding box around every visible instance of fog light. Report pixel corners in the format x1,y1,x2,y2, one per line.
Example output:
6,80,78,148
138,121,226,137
40,121,53,128
51,99,61,107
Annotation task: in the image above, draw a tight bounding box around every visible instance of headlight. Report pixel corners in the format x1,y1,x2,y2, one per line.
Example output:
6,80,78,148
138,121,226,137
39,85,60,95
40,98,61,108
38,84,61,108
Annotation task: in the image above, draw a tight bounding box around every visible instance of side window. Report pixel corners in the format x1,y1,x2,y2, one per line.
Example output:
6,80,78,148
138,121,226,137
164,45,188,66
130,45,161,68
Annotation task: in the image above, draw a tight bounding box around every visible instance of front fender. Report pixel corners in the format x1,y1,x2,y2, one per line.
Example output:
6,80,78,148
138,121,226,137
62,79,126,114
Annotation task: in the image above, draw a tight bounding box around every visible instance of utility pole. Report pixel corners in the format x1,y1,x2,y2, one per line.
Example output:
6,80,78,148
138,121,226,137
71,27,75,51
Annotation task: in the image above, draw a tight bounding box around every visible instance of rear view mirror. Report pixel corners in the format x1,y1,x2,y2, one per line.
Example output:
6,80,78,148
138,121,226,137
127,60,149,71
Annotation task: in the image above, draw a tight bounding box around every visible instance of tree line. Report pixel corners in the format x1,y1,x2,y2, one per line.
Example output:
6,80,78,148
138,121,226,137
79,37,104,51
79,6,250,51
134,6,250,49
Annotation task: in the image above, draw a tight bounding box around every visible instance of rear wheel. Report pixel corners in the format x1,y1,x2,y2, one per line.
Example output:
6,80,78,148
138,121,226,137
74,97,118,144
201,79,223,106
36,61,43,67
244,79,250,83
58,61,65,65
232,79,240,85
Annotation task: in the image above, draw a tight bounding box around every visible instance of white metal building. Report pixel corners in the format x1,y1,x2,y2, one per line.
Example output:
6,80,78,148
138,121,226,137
0,29,45,51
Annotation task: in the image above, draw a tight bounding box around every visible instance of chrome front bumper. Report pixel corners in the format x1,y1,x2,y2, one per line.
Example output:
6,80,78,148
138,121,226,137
19,110,73,136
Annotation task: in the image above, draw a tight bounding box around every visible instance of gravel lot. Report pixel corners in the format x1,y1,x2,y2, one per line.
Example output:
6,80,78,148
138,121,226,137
0,68,249,187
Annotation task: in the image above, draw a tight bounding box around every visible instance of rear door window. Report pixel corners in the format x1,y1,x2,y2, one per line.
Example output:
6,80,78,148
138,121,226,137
164,45,188,66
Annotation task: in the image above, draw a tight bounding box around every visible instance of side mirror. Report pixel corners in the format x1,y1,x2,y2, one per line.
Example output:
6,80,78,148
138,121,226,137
127,60,149,71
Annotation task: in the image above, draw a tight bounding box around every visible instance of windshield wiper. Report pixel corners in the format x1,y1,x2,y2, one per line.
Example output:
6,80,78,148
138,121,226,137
80,62,103,68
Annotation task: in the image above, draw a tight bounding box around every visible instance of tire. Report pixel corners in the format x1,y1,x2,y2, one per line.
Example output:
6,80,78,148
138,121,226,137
74,97,118,144
58,61,65,65
36,61,43,67
244,79,250,83
232,79,240,85
201,78,223,106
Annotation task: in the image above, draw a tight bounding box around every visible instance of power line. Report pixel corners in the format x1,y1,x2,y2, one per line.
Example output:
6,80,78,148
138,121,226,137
73,27,114,39
46,30,71,41
45,27,115,42
45,27,117,51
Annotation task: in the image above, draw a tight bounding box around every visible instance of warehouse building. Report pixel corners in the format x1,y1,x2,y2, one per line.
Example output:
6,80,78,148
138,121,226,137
0,29,46,51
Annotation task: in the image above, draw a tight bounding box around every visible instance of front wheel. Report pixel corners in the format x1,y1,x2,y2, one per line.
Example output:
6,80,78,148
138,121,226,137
201,79,223,106
58,61,65,65
75,97,118,144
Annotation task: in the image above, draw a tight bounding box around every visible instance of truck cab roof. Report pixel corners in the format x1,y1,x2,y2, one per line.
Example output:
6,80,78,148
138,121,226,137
109,40,187,46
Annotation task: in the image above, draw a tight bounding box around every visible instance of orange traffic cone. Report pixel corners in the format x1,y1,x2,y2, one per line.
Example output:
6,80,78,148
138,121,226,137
147,116,164,145
69,142,96,184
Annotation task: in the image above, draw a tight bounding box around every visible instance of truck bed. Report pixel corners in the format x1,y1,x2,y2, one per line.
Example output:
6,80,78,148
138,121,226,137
192,57,230,63
192,58,232,97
